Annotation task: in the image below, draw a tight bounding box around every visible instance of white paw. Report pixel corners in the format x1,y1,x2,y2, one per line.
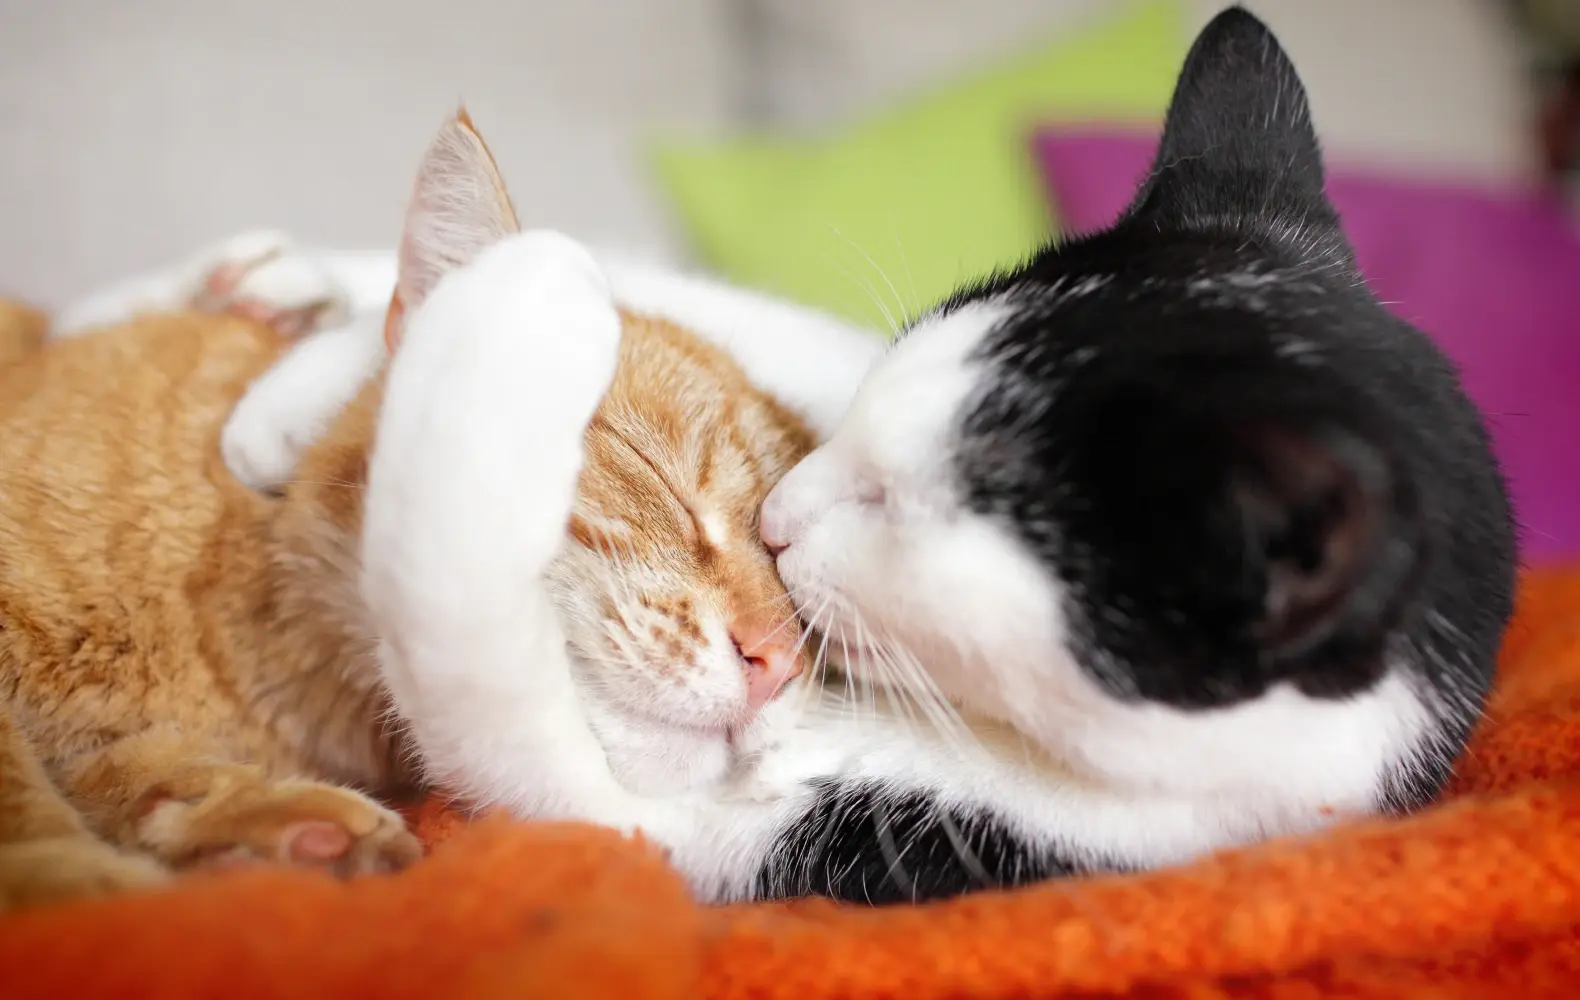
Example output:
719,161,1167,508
411,229,620,438
196,230,296,283
188,231,352,337
367,230,621,590
224,254,353,329
222,316,387,492
222,390,310,492
54,230,352,340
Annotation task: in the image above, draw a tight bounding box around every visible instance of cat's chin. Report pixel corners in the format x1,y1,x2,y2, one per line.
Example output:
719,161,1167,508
587,702,735,796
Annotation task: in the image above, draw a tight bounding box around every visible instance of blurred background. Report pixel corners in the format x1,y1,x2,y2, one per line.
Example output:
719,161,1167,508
0,0,1544,304
1,0,1577,559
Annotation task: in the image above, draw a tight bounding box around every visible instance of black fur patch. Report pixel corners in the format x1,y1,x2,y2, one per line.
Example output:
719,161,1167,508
754,781,1099,904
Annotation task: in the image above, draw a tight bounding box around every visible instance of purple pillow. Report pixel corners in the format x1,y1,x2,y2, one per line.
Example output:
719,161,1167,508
1031,127,1580,565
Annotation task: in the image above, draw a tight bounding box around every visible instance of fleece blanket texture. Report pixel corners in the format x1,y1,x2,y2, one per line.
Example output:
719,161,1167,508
4,568,1580,999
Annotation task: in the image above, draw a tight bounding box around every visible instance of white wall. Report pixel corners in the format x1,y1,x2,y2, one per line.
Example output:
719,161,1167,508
0,0,736,306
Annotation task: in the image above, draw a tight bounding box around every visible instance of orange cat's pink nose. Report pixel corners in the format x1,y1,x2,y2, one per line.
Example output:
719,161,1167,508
731,618,803,716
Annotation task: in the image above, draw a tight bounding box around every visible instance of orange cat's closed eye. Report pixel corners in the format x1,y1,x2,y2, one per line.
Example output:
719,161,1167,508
550,308,816,752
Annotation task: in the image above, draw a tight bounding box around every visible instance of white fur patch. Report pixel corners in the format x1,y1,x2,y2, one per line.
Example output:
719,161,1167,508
696,507,731,549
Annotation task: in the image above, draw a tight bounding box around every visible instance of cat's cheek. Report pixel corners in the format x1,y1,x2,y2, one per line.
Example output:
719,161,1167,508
857,514,1074,727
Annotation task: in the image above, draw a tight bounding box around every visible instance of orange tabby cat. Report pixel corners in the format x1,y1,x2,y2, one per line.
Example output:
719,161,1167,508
0,114,813,911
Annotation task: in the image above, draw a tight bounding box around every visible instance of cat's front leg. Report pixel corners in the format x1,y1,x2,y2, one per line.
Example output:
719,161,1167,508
0,706,168,912
361,230,663,831
49,724,420,878
222,313,387,492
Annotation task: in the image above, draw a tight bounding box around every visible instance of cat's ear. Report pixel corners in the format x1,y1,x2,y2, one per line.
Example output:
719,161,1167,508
1228,420,1415,665
1077,374,1416,678
1124,8,1338,238
385,107,521,351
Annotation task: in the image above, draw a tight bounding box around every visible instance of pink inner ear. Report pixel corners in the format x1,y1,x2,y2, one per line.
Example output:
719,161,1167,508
386,109,522,355
383,292,405,353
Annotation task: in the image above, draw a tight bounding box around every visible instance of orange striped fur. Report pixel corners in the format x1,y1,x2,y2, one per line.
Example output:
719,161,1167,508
0,271,812,910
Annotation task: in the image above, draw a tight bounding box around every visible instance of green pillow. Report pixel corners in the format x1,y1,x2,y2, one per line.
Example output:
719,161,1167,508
650,2,1187,333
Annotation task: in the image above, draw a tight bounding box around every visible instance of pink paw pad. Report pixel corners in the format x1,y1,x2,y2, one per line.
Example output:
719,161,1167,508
192,254,279,313
283,821,355,864
188,242,342,339
222,297,329,338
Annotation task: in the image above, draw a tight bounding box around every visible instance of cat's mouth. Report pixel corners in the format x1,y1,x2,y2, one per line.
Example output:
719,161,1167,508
598,709,738,795
618,703,743,743
615,706,778,768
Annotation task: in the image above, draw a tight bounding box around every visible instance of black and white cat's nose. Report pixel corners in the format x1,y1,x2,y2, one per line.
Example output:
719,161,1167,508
760,474,800,555
761,445,851,554
760,519,791,556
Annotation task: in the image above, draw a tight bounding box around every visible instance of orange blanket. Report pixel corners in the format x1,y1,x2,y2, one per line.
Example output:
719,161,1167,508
5,570,1580,999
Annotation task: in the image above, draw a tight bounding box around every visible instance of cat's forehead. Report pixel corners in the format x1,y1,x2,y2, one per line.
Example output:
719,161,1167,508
591,391,797,495
1014,228,1311,298
969,226,1351,361
578,320,815,535
841,301,1004,471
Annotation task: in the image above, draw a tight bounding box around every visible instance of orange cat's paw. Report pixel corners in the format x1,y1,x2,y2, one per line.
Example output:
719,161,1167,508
0,836,169,912
189,231,349,339
140,778,423,877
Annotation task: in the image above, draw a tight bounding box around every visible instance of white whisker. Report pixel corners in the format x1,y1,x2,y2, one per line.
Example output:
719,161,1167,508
832,259,899,335
831,226,909,333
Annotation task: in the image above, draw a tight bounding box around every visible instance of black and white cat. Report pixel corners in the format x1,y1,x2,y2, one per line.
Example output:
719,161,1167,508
756,7,1517,894
63,8,1514,904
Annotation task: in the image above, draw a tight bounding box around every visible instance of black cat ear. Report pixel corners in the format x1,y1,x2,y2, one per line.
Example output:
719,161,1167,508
1229,422,1414,663
1125,7,1336,235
